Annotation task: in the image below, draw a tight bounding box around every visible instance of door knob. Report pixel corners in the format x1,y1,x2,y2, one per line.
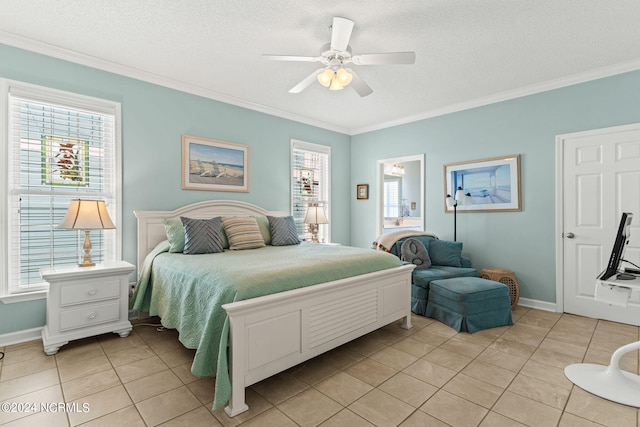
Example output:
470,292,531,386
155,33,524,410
566,232,575,239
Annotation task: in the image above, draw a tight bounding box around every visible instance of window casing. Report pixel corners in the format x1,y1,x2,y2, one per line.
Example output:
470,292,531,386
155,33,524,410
1,80,121,299
291,140,330,243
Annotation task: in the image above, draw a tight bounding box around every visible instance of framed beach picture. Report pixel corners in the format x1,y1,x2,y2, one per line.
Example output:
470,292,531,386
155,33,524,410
182,135,249,192
444,155,521,212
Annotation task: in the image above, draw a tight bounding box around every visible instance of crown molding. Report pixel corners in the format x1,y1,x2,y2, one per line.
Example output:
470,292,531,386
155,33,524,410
351,58,640,135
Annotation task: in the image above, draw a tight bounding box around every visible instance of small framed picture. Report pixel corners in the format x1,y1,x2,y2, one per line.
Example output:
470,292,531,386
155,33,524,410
357,184,369,200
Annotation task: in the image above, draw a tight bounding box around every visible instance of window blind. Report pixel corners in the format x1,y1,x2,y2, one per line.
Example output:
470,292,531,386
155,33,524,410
291,140,330,243
6,85,118,294
384,178,401,217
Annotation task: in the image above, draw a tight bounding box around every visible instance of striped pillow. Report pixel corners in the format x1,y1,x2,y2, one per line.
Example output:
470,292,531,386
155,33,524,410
221,216,266,250
180,216,224,254
268,215,300,246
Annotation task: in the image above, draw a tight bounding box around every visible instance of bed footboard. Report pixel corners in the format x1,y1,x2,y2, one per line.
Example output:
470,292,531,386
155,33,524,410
221,263,414,417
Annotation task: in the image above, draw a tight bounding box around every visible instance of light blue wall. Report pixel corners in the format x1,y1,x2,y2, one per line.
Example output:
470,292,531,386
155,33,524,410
2,41,639,336
0,44,351,335
351,70,640,303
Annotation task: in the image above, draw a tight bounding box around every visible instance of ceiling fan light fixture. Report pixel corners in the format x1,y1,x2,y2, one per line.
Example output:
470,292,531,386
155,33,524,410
267,16,415,97
329,79,344,91
336,67,352,86
317,67,351,91
317,69,334,87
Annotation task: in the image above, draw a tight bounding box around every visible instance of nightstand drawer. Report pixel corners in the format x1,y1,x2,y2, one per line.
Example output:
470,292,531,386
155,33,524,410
60,279,120,306
60,301,120,331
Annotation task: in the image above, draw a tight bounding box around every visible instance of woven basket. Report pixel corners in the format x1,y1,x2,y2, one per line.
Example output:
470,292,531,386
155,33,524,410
480,268,520,307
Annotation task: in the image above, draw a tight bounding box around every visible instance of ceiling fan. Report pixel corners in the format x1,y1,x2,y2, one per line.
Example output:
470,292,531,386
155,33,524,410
263,17,416,97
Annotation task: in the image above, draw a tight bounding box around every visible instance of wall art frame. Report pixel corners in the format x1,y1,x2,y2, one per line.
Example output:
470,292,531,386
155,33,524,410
444,154,521,212
42,136,89,186
182,134,249,192
357,184,369,200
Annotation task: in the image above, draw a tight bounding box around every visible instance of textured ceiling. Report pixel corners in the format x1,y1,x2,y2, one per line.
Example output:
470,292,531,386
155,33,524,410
1,0,639,134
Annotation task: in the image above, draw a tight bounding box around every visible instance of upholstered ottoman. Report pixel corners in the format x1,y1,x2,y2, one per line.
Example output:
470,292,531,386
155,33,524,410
425,277,513,333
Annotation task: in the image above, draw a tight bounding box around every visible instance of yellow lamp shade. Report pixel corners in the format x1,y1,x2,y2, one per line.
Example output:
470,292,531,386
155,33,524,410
329,79,344,91
336,68,352,86
303,204,329,225
59,199,115,230
317,69,334,87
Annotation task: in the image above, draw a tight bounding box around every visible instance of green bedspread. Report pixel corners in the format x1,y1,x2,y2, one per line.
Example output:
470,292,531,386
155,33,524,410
131,242,401,410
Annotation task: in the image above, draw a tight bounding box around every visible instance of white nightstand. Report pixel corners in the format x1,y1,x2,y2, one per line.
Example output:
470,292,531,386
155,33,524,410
40,261,135,355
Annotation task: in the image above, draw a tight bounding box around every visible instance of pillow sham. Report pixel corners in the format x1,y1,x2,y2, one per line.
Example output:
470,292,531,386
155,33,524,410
255,216,272,245
268,215,300,246
400,238,431,269
180,216,224,255
429,239,463,267
221,216,266,250
162,218,185,253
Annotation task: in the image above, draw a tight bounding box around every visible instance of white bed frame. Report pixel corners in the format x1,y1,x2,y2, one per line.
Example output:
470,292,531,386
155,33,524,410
134,200,414,417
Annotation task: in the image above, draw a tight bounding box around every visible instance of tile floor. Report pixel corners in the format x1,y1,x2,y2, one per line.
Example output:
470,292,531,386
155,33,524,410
1,306,639,426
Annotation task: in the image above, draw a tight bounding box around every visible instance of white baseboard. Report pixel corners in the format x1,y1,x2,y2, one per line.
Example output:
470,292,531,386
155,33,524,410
0,327,42,347
517,297,558,312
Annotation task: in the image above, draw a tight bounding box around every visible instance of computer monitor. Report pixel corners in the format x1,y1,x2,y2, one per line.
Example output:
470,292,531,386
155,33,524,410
600,212,633,281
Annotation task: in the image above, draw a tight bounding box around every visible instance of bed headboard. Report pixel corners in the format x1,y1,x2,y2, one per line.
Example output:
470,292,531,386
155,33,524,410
134,200,287,269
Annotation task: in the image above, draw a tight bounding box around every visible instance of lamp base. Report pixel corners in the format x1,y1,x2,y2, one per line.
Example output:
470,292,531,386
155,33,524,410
78,260,96,268
79,229,95,267
309,224,319,243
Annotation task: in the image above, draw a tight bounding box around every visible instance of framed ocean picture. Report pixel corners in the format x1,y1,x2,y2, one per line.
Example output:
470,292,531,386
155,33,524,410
444,155,521,212
182,135,249,192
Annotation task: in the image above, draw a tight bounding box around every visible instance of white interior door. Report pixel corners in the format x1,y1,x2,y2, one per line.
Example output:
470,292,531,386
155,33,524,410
558,123,640,325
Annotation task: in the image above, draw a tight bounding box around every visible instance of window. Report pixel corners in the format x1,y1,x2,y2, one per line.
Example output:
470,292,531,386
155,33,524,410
384,177,401,217
1,81,121,299
291,140,330,243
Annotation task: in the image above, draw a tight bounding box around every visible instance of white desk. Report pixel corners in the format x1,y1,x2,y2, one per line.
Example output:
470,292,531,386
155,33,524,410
564,273,640,407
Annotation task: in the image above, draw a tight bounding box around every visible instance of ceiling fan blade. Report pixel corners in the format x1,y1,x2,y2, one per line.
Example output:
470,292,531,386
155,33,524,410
330,17,354,52
263,54,322,62
346,69,373,97
352,52,416,65
289,68,324,94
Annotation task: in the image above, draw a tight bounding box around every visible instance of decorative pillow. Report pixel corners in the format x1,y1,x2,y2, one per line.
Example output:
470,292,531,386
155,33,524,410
162,218,185,253
429,239,463,267
221,216,266,250
390,235,436,258
268,215,300,246
180,216,224,255
400,238,431,269
220,227,229,249
255,216,272,245
220,218,272,248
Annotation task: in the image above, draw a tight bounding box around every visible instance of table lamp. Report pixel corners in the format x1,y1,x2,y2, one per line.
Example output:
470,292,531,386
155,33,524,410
59,199,115,267
303,203,329,243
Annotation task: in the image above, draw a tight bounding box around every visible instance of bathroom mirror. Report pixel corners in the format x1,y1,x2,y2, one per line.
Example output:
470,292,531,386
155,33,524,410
376,154,424,236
